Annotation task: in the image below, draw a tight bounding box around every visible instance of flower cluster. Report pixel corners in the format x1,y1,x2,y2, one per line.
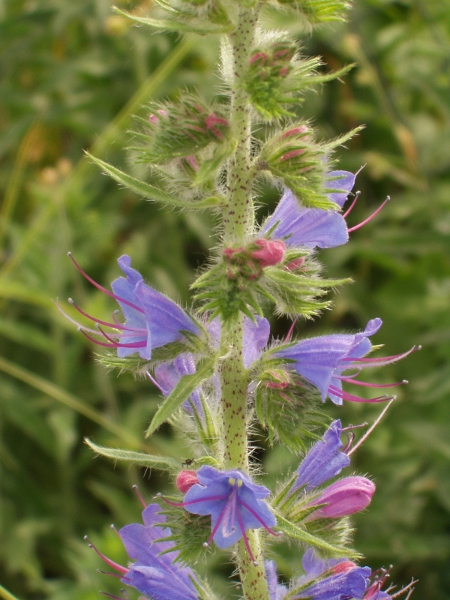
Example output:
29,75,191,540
69,4,419,599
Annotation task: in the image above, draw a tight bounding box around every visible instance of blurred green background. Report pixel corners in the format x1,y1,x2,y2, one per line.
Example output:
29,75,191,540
1,0,449,598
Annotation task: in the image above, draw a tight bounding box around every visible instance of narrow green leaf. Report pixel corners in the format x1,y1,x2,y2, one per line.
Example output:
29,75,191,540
274,512,358,558
86,153,187,206
113,7,232,35
86,153,220,209
85,439,180,470
145,359,216,438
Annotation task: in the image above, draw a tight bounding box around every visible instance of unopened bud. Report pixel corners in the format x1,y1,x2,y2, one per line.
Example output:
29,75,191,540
251,239,286,267
309,476,375,519
176,470,199,493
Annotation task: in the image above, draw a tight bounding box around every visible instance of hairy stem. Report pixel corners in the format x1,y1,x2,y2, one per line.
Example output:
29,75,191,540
219,7,271,600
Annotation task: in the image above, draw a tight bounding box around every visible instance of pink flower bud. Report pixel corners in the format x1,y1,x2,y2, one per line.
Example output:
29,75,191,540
176,470,199,493
309,476,375,519
330,561,358,575
285,257,305,272
251,239,286,267
280,125,309,139
148,109,168,124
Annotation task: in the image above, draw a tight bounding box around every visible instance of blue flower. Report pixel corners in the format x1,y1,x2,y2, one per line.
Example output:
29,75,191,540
88,503,200,600
293,548,372,599
267,549,371,600
274,318,414,405
294,420,350,491
66,254,199,360
260,171,356,250
175,465,277,563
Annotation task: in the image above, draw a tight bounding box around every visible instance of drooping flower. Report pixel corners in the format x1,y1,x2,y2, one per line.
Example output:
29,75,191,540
293,420,350,491
307,476,375,520
87,503,200,600
163,465,277,563
274,318,415,405
64,254,199,360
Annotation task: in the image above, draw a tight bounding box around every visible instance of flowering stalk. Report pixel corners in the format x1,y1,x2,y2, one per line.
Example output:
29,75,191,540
63,2,419,600
218,7,271,598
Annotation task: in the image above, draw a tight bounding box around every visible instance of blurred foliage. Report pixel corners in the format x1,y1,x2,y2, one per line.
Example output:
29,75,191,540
0,0,449,599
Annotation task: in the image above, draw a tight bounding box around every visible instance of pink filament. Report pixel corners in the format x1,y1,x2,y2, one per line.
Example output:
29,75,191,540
347,196,390,233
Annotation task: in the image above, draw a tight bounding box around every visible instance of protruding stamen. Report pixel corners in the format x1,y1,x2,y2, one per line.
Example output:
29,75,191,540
132,485,147,508
340,377,408,388
68,252,144,314
343,190,361,218
84,536,128,575
329,385,394,403
348,196,390,233
110,524,121,538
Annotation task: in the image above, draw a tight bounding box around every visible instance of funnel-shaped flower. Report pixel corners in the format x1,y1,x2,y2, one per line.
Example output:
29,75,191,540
294,548,371,600
260,170,356,250
266,549,371,600
65,254,199,360
294,420,350,491
308,476,375,520
274,318,414,405
173,465,277,562
88,503,199,600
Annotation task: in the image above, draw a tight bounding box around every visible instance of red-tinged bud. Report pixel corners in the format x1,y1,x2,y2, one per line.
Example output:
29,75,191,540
330,561,358,575
263,369,291,389
148,109,168,124
308,476,375,520
249,51,269,66
205,113,229,140
285,257,305,272
280,125,309,139
176,470,199,493
251,239,286,267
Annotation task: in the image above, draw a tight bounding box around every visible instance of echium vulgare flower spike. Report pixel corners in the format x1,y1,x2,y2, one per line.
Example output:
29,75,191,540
65,254,199,360
86,503,200,600
260,170,390,251
162,466,277,564
274,318,417,405
293,420,351,492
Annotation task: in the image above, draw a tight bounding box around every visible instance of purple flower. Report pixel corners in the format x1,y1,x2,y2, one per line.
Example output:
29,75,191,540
167,465,277,563
266,560,288,600
87,503,199,600
293,548,371,600
65,254,199,360
294,420,350,491
266,550,371,600
274,318,414,405
260,171,355,250
308,476,375,520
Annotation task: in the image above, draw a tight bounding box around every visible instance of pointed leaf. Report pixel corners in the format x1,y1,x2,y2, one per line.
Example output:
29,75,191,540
113,7,232,35
85,439,180,470
146,359,216,438
86,153,185,206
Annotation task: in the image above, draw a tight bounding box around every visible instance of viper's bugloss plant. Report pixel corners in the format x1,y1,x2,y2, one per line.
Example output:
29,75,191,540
62,1,419,598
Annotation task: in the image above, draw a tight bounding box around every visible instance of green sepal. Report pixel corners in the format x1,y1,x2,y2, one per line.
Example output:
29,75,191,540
86,153,220,209
145,358,216,438
84,438,181,470
113,7,233,35
274,511,358,559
